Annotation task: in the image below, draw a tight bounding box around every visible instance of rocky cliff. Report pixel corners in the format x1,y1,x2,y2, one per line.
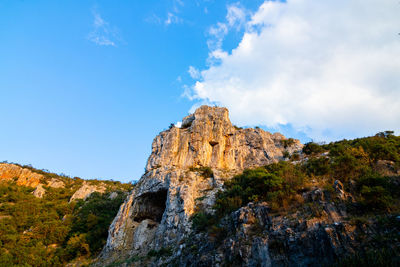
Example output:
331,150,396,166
99,106,302,264
0,163,43,187
99,106,400,266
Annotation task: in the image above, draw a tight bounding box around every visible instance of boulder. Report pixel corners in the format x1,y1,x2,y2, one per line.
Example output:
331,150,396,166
69,182,106,202
33,184,46,198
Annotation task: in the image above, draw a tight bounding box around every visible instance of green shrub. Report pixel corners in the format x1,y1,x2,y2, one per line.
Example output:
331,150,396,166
68,192,126,255
290,152,300,161
333,248,400,267
147,247,172,258
305,157,330,176
282,151,290,159
302,142,325,155
324,132,400,163
360,186,392,211
282,138,295,148
264,161,306,191
214,166,290,216
354,174,398,212
330,146,371,182
191,211,216,232
189,166,213,178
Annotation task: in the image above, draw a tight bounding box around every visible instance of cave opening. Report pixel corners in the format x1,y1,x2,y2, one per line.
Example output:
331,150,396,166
132,189,168,223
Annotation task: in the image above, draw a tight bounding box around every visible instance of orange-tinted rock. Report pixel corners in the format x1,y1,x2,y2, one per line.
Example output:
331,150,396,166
0,163,43,187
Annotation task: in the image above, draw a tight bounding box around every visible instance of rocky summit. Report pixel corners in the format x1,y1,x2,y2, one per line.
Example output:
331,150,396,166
99,105,303,264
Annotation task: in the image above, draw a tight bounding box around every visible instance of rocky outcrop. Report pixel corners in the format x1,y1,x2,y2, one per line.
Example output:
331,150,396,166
171,182,398,267
176,200,357,267
146,106,301,171
99,106,302,264
0,163,69,198
0,163,43,187
47,178,65,188
69,182,106,202
33,184,46,198
32,178,66,198
374,160,400,176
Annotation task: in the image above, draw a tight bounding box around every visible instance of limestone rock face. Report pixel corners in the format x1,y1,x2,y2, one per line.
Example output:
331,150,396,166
33,184,46,198
174,180,393,267
179,200,359,267
0,163,43,187
69,182,106,202
47,178,65,188
100,106,302,263
146,106,301,171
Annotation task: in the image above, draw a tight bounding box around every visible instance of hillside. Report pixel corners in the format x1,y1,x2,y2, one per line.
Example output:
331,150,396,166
98,106,400,267
0,163,134,266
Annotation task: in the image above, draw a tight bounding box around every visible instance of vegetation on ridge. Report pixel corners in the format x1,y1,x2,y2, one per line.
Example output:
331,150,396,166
0,165,133,266
191,131,400,264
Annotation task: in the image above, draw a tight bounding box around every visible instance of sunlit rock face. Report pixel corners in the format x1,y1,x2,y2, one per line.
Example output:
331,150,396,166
146,105,300,171
69,182,106,202
99,105,302,263
0,163,43,187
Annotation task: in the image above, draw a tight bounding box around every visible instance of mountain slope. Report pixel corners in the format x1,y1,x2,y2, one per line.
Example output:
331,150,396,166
0,163,133,266
98,106,400,266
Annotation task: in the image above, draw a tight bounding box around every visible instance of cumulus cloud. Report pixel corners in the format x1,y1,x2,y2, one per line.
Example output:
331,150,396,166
189,0,400,141
88,9,120,46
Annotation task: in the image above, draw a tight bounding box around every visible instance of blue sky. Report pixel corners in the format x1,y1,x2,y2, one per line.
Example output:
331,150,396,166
0,0,264,181
1,0,399,182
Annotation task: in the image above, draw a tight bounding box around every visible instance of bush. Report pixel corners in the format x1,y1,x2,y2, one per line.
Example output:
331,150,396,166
191,211,216,232
305,157,330,176
330,146,371,182
334,248,400,267
147,247,172,258
282,138,295,148
325,132,400,163
354,174,398,212
282,151,290,159
189,166,213,178
303,142,325,155
68,192,126,255
213,163,305,216
290,152,300,161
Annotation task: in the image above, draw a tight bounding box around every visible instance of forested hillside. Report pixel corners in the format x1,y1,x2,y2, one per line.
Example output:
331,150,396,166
0,164,133,266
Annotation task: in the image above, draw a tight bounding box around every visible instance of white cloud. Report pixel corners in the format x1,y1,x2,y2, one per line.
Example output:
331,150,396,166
165,12,183,25
88,9,120,46
188,66,201,79
189,0,400,141
206,3,248,62
203,2,260,61
226,3,247,28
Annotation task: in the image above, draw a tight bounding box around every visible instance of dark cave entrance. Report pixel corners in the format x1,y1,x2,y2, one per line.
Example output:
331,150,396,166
132,189,168,223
